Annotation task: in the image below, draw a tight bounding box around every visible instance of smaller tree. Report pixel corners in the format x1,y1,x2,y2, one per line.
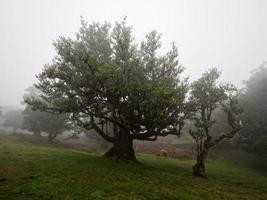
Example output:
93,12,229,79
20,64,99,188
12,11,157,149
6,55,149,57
189,68,242,178
3,110,23,134
43,113,68,143
23,87,69,143
23,105,68,142
23,106,43,137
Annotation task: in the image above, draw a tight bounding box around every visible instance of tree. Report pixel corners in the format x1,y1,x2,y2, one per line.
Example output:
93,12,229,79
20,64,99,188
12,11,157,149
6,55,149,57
23,87,69,142
3,110,23,134
23,105,68,142
23,105,42,137
238,63,267,153
189,68,242,178
25,18,188,161
42,113,68,143
22,87,43,137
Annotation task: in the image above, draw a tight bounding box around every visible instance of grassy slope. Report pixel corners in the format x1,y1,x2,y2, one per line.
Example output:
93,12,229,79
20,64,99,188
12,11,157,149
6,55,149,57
0,135,267,200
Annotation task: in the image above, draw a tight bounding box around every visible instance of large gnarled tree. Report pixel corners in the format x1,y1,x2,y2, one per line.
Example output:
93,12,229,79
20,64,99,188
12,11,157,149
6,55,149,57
189,68,242,178
25,18,188,161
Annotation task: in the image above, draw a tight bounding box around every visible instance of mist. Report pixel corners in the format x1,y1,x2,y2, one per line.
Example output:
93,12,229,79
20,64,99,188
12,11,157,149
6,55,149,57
1,0,267,108
1,1,267,199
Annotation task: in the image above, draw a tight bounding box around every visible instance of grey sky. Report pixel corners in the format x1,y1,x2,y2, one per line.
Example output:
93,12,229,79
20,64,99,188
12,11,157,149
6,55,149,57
0,0,267,108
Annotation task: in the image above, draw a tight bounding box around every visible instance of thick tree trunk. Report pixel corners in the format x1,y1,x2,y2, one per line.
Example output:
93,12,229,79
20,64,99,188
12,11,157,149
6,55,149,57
104,132,136,161
193,153,208,179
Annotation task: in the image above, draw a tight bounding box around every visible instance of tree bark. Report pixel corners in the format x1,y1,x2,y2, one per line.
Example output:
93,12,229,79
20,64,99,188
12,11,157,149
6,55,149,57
104,131,136,161
193,152,208,179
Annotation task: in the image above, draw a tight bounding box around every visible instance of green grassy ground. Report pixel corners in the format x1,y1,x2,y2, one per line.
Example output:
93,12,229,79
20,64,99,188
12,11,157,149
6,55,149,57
0,135,267,200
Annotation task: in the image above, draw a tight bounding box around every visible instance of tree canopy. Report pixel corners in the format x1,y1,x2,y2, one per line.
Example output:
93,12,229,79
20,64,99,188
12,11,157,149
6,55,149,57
25,18,188,160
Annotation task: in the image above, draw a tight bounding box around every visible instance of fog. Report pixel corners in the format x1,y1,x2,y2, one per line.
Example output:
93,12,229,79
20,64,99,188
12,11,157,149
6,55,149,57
0,0,267,108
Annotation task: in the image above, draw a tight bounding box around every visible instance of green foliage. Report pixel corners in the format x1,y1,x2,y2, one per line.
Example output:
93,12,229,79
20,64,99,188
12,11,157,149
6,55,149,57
25,18,188,145
189,68,242,148
0,135,266,200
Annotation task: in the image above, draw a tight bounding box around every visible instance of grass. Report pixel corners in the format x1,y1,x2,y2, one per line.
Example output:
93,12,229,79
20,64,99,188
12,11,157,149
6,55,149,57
0,135,267,200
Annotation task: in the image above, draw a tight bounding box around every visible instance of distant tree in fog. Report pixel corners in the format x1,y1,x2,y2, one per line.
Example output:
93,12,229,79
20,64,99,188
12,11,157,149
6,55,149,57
25,18,188,161
189,68,242,178
23,105,69,143
22,87,43,137
23,105,43,137
23,87,69,143
238,63,267,153
3,110,23,134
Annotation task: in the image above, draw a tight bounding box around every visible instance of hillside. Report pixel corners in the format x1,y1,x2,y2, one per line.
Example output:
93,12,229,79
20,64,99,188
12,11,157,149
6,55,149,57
0,135,267,200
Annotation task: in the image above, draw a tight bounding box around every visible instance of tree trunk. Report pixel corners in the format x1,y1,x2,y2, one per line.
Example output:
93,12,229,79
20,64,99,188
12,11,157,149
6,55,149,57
12,128,18,135
104,131,136,161
193,152,208,179
33,131,41,137
48,133,56,143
